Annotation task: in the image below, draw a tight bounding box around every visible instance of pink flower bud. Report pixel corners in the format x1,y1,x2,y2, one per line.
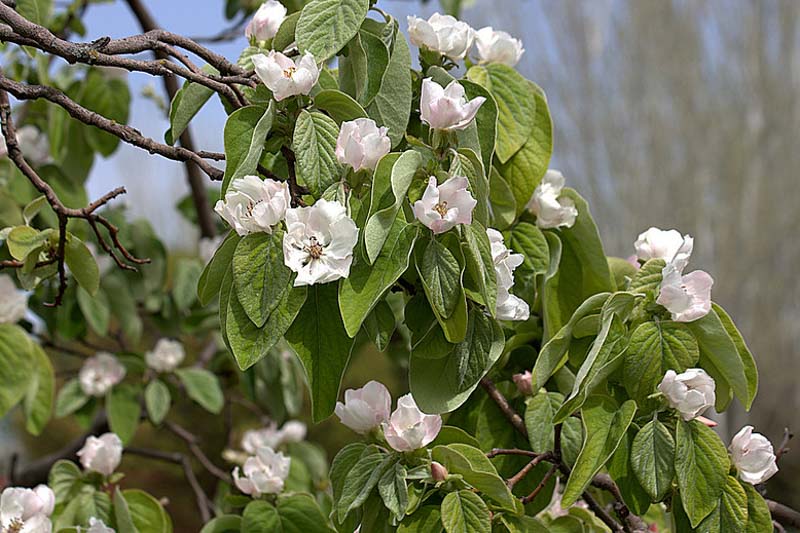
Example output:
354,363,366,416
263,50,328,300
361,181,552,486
512,371,533,396
431,461,448,482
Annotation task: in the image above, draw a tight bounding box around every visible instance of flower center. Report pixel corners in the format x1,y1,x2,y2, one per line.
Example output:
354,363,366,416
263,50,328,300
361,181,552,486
433,201,449,217
7,518,24,533
283,66,297,78
304,236,324,260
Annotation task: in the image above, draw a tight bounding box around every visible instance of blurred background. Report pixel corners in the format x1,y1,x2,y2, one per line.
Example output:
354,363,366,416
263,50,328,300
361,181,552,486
3,0,799,524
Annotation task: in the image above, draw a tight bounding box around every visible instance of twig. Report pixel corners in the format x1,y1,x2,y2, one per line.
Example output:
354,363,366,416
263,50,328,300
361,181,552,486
521,464,558,505
480,377,528,438
776,427,792,462
768,500,800,529
280,146,307,207
506,452,554,490
164,421,231,483
189,15,249,44
486,448,538,459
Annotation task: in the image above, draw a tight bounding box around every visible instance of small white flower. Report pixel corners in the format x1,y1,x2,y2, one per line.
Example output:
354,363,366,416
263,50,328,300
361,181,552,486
487,228,529,321
233,446,291,497
0,485,54,533
335,380,392,435
252,51,320,101
656,264,713,323
77,433,123,477
729,426,779,485
145,338,185,373
241,420,306,453
199,236,223,264
335,118,391,172
0,125,51,166
279,420,307,443
245,0,287,42
657,369,715,421
419,78,486,131
527,169,578,229
283,200,359,286
383,394,442,452
86,517,115,533
474,27,524,66
78,353,126,397
413,176,477,234
634,227,694,271
214,176,290,236
0,274,28,324
407,13,474,60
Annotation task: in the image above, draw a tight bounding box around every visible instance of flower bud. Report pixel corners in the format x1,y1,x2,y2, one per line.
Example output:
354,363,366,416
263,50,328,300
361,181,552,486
413,176,477,234
634,227,693,271
335,381,392,435
430,461,448,482
279,420,307,443
0,274,28,325
656,264,713,323
729,426,778,485
77,432,123,476
252,51,320,101
233,446,291,497
419,78,485,131
512,371,534,396
407,13,474,60
145,338,185,373
78,353,126,397
214,176,290,236
382,394,442,452
335,118,391,172
657,369,715,421
474,27,524,66
245,0,287,42
527,169,578,229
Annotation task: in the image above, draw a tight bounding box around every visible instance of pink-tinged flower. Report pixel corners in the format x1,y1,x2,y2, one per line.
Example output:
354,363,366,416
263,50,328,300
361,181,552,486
0,274,28,325
527,169,578,229
334,381,392,434
0,485,54,533
383,394,442,452
634,227,694,271
407,13,474,60
474,27,524,66
283,200,359,286
335,118,391,172
487,228,529,321
78,353,126,397
77,433,123,476
233,446,291,497
413,176,477,234
245,0,286,42
729,426,778,485
252,51,320,101
214,176,290,236
512,371,533,396
419,79,486,131
657,369,715,421
656,264,713,322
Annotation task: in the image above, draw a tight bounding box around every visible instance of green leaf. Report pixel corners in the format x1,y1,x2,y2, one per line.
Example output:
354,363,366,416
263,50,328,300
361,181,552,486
629,259,665,294
198,232,240,306
7,226,53,260
296,0,369,61
221,103,274,194
232,230,292,327
339,31,390,106
23,343,53,435
55,378,89,417
459,80,497,171
251,494,336,533
292,110,342,198
77,285,110,336
561,396,637,506
363,299,396,351
742,482,772,533
694,476,748,532
440,490,490,533
674,418,730,527
379,462,408,521
49,459,82,501
450,149,489,227
0,324,34,418
623,320,699,403
166,67,217,145
330,443,367,517
366,25,412,148
416,237,462,320
172,257,202,311
313,89,368,123
200,515,242,533
17,0,52,25
113,487,137,533
226,284,307,370
22,195,47,225
336,445,387,521
488,169,516,230
461,221,497,313
712,303,758,411
508,222,549,275
524,391,564,454
144,379,171,425
175,368,224,414
398,506,443,533
339,217,418,337
630,419,675,501
107,383,141,445
410,307,505,414
122,489,172,533
364,151,422,263
286,283,356,422
80,70,131,156
686,308,749,409
273,11,301,52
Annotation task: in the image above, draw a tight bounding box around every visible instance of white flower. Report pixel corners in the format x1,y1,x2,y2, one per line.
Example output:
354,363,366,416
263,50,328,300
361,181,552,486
233,446,291,497
527,169,578,229
78,353,126,397
486,228,529,321
86,517,115,533
413,176,477,234
474,27,524,66
383,394,442,452
335,118,391,172
0,485,54,533
657,369,715,421
214,176,290,236
199,236,223,263
656,264,713,322
252,51,320,101
241,421,306,453
145,338,185,373
283,200,359,286
245,0,287,42
0,274,28,324
407,13,474,60
634,227,694,271
335,380,392,435
419,78,486,131
729,426,779,485
0,125,51,166
77,433,123,476
279,420,307,443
